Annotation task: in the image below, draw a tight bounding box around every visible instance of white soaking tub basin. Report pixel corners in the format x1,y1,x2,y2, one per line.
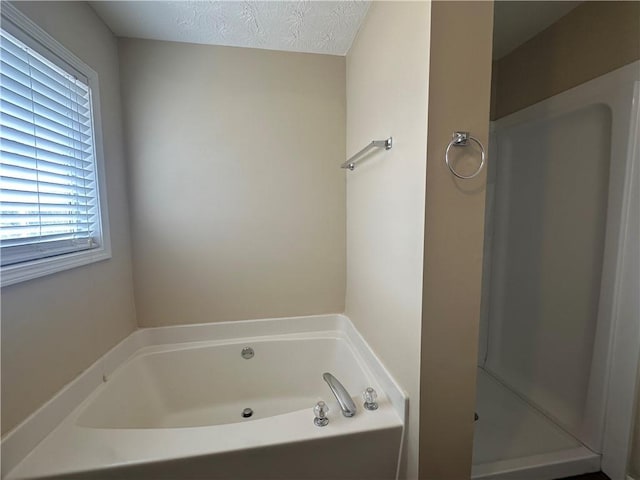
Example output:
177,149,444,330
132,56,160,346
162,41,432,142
77,337,368,430
2,315,406,480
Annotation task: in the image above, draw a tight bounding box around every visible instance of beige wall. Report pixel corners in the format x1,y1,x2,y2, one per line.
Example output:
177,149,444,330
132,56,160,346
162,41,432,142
1,2,137,435
420,2,493,478
345,2,430,478
492,1,640,120
118,39,345,326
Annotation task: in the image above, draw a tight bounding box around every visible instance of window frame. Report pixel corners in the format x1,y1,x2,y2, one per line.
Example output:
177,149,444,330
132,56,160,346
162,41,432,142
1,3,111,287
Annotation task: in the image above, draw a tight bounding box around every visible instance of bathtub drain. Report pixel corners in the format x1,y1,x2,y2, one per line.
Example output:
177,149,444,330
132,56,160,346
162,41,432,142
242,408,253,418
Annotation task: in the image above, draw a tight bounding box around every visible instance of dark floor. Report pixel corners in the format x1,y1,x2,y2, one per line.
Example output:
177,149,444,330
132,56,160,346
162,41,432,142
557,472,610,480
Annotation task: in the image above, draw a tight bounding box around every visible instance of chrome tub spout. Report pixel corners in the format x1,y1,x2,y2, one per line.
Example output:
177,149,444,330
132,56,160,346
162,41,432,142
322,372,357,417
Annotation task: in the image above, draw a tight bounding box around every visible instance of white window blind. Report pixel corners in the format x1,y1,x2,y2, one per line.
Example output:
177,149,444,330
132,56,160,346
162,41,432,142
0,27,102,268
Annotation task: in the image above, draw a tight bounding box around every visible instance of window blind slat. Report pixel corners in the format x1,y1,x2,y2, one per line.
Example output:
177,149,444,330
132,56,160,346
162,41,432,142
1,223,95,237
0,65,90,116
1,138,93,168
1,150,94,178
1,88,92,135
1,187,95,204
1,99,92,141
1,163,94,187
0,233,94,249
1,200,94,214
1,175,92,195
1,112,92,151
1,179,93,199
0,73,91,123
2,211,94,220
1,32,89,96
2,211,94,221
2,124,93,160
0,61,91,110
0,58,91,115
0,148,93,178
2,223,92,235
1,225,92,244
1,233,93,246
2,219,92,230
0,62,90,115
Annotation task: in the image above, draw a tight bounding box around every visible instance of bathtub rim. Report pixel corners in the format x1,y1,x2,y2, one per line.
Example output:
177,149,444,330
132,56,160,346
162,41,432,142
9,384,404,479
1,313,408,479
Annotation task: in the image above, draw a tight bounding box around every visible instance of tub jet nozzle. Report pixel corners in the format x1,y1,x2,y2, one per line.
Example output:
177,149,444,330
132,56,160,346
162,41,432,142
242,408,253,418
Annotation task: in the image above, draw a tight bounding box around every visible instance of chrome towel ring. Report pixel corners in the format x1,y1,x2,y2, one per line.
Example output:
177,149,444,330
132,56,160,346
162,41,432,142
445,131,486,179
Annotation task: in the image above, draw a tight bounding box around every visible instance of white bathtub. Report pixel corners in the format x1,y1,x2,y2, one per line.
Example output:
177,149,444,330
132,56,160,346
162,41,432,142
2,315,406,480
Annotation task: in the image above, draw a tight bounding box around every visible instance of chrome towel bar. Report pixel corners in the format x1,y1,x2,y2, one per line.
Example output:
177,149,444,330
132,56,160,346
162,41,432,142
341,137,393,171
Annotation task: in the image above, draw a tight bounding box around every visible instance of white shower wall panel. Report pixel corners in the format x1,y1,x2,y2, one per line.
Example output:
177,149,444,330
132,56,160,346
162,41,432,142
487,104,611,440
484,63,640,454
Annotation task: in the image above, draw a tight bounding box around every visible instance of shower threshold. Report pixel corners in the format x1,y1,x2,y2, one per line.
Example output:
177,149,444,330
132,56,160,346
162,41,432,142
472,368,600,480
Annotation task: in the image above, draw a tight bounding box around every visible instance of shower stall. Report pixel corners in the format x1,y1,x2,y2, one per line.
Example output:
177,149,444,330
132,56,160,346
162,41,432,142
472,62,640,479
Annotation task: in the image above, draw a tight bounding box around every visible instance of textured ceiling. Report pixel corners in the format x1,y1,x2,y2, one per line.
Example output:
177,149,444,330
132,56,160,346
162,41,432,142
90,1,370,56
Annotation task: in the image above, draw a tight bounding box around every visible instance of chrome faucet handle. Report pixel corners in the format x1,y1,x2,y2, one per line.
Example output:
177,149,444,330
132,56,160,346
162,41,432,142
363,387,378,410
314,401,329,426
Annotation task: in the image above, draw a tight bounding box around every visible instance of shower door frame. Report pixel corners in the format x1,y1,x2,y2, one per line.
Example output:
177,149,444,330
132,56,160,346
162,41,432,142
601,75,640,480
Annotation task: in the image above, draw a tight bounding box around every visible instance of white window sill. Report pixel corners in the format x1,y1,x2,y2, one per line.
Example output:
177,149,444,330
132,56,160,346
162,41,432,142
1,247,112,287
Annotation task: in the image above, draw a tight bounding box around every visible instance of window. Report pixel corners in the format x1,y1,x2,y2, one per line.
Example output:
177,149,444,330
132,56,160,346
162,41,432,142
0,5,110,287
